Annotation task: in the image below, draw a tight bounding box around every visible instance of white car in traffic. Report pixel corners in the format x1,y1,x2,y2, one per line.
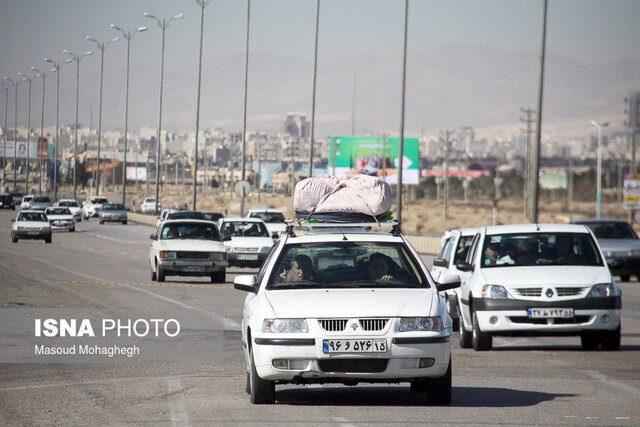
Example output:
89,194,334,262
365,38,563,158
20,195,35,210
149,219,228,283
45,207,76,232
234,222,459,404
11,210,52,243
56,199,82,222
82,196,109,218
140,197,160,213
246,208,287,238
456,223,621,351
218,217,274,268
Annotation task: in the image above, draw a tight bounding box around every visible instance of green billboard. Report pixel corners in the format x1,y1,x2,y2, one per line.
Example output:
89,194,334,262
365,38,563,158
329,136,419,185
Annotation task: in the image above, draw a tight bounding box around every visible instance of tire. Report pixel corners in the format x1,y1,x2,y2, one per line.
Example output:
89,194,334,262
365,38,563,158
11,235,17,243
249,346,275,404
211,269,226,283
620,275,630,282
447,296,459,331
601,325,621,351
245,372,251,394
122,221,127,225
472,309,492,351
458,309,472,349
581,333,600,350
151,270,157,281
99,220,104,225
70,227,75,232
425,357,452,405
410,379,428,393
157,267,166,282
44,235,52,244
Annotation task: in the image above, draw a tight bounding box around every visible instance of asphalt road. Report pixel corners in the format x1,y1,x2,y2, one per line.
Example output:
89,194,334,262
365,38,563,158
0,209,639,425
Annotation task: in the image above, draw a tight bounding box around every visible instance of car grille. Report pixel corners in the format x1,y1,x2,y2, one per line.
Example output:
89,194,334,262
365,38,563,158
318,319,348,332
319,359,388,373
177,251,209,260
508,316,591,325
359,319,388,331
555,287,585,297
236,247,259,252
515,288,542,297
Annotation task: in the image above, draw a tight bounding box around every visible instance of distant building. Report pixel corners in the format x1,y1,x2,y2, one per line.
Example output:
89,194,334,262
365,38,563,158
281,113,309,139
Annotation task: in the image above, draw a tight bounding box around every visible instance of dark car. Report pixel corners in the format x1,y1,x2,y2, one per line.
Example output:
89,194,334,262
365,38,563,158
166,210,205,221
0,195,15,210
202,212,224,222
9,192,24,206
571,219,640,281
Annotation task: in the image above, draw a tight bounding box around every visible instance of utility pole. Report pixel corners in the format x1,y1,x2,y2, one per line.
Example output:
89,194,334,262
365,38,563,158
442,130,452,219
382,133,387,182
1,84,8,187
290,139,295,195
240,0,251,216
257,138,261,201
308,0,320,179
520,107,535,220
396,0,409,230
568,147,574,213
624,92,640,223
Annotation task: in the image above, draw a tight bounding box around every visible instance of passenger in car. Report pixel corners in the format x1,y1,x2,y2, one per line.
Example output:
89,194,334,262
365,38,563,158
278,254,314,282
483,243,499,265
365,253,397,281
497,242,517,265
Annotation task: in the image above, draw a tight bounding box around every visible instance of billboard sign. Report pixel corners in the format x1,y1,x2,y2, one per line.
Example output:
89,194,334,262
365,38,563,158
623,174,640,210
1,141,40,159
539,172,568,190
126,166,147,181
329,136,419,185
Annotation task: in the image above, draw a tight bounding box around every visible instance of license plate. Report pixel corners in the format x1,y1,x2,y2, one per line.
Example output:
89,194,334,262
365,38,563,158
237,254,258,261
322,339,387,354
28,231,40,235
182,266,205,272
527,308,574,318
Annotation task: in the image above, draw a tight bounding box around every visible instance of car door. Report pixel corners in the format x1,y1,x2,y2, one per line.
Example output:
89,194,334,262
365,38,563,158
458,232,482,327
432,234,455,281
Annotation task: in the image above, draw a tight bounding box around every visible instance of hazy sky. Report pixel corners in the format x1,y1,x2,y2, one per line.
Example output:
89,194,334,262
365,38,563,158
1,0,639,135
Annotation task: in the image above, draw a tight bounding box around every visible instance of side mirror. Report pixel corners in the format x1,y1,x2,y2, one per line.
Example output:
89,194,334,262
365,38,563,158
436,272,461,292
234,275,257,293
149,234,156,240
433,258,448,268
455,261,474,272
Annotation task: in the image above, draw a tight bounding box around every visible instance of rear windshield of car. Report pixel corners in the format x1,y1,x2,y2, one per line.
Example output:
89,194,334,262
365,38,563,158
46,208,71,215
91,198,108,204
267,241,429,289
220,221,269,238
18,212,48,222
576,221,637,240
23,196,33,202
203,212,223,222
168,211,205,220
160,222,221,241
249,212,285,223
480,232,604,268
103,203,125,210
59,201,79,207
32,196,51,203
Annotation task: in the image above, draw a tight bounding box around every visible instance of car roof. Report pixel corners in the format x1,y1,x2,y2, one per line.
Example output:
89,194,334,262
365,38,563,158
58,199,78,202
19,210,48,215
220,217,264,223
484,223,590,235
160,219,218,225
247,209,284,213
570,219,629,224
283,232,405,244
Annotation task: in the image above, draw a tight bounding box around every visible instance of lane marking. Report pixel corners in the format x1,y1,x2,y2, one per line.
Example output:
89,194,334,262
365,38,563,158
56,280,232,289
581,370,640,398
165,377,190,426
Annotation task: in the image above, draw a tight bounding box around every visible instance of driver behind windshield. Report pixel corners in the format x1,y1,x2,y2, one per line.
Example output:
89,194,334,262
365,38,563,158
278,254,313,282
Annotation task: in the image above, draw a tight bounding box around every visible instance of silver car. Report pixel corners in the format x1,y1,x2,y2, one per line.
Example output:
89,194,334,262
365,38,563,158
29,195,53,210
99,203,128,225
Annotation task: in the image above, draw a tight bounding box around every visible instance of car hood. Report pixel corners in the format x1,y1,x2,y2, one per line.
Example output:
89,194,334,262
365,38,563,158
15,221,49,228
265,288,435,318
101,210,127,215
225,236,273,248
596,238,640,252
265,223,287,233
157,239,225,252
479,266,611,287
47,214,74,220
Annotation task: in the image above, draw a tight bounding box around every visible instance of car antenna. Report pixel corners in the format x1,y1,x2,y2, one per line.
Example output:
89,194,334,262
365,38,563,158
338,227,348,240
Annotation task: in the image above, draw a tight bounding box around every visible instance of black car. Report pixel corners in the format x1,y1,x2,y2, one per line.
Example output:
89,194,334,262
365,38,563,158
166,210,205,221
571,219,640,281
0,195,15,210
202,212,224,222
9,192,23,206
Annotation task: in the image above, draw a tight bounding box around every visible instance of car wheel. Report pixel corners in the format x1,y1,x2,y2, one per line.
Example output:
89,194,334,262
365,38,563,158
472,309,492,351
458,310,472,349
580,333,600,350
249,346,275,404
620,275,630,282
70,227,75,232
447,296,459,330
99,220,104,224
122,221,127,225
246,372,251,394
11,235,17,243
151,270,157,281
211,269,226,283
410,379,428,393
425,357,452,405
157,267,165,282
44,235,52,244
601,325,621,351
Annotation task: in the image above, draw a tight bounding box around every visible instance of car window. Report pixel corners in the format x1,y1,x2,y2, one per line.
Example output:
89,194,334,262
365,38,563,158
466,233,481,264
18,212,48,222
256,242,281,285
454,235,474,264
168,211,205,220
267,241,428,289
103,203,125,210
480,232,604,267
160,222,221,241
59,201,79,207
437,237,450,259
249,212,285,223
46,208,71,215
32,196,51,203
578,222,637,240
441,237,455,263
220,221,269,238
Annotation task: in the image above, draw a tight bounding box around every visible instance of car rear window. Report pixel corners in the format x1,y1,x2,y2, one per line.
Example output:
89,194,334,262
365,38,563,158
577,222,637,240
18,212,48,222
249,212,285,223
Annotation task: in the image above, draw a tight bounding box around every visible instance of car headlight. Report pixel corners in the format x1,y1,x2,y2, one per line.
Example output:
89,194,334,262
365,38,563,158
399,317,443,332
482,284,511,299
587,283,620,297
262,319,308,333
159,251,177,259
210,252,226,260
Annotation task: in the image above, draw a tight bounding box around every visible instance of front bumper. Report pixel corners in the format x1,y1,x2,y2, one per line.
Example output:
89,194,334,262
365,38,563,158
100,215,127,222
158,259,228,275
473,296,621,334
227,251,267,267
252,333,451,382
50,221,75,231
13,229,51,239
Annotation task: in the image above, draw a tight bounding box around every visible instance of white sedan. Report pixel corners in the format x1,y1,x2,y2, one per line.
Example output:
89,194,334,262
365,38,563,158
218,217,274,268
11,210,52,243
234,223,459,404
56,199,82,222
140,197,160,213
82,196,109,218
246,209,287,238
456,223,621,351
45,207,76,232
149,219,228,283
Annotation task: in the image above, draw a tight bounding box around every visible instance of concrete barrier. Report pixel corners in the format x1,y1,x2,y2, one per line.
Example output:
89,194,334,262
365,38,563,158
128,212,158,227
405,235,442,255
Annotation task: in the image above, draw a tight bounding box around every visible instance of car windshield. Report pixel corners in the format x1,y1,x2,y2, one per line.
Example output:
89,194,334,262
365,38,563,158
168,211,205,220
249,212,285,223
92,198,108,204
23,196,33,202
480,232,604,268
32,196,51,203
203,212,223,222
577,221,637,240
267,241,428,289
103,203,125,211
144,199,155,203
220,221,269,238
160,222,221,241
46,208,71,215
18,212,47,222
59,201,79,207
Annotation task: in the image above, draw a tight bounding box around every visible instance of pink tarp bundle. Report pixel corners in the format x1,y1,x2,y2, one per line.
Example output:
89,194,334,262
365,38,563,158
294,174,392,218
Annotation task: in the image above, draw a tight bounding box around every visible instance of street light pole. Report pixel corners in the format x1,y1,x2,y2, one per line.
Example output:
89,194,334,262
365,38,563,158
308,0,320,179
62,49,93,200
17,72,34,194
86,36,118,196
3,77,20,192
111,24,147,206
44,58,64,201
591,120,609,220
30,67,47,194
240,0,251,216
144,12,185,213
193,0,210,211
1,83,7,186
396,0,409,230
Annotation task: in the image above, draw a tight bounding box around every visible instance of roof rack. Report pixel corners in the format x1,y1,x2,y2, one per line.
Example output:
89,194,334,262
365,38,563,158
285,220,400,237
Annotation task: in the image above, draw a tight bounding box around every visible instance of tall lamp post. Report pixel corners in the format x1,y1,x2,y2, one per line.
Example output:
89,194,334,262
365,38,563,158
86,36,118,196
144,11,184,213
62,49,93,200
30,67,47,194
590,120,609,219
44,58,64,201
308,0,320,179
17,72,35,194
240,0,251,215
3,77,20,192
1,83,8,186
192,0,209,211
111,24,147,206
